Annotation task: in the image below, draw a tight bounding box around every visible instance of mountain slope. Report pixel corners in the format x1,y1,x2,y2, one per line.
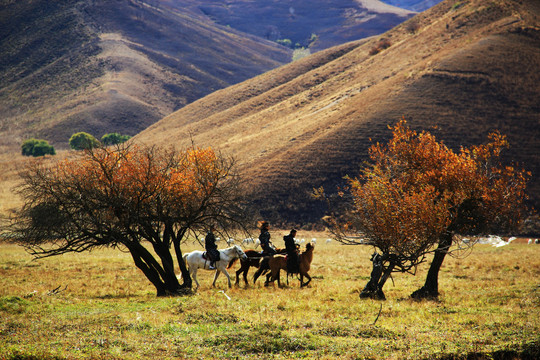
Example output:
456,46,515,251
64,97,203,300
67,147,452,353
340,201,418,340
0,0,291,152
162,0,414,51
380,0,443,12
135,0,540,225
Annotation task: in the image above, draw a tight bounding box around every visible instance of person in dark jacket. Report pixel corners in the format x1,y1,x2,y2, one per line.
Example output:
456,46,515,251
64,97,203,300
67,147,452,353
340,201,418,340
258,221,276,256
284,229,299,273
205,226,220,270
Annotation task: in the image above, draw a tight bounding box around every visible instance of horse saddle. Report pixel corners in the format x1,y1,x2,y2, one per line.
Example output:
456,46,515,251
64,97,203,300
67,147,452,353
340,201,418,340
203,250,220,261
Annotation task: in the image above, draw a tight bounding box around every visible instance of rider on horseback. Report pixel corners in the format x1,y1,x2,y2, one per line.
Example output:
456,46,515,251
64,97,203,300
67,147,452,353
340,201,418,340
205,225,220,270
258,221,276,256
284,229,300,273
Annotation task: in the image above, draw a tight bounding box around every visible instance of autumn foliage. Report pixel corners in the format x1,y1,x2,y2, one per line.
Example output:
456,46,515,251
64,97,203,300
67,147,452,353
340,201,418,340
325,119,529,298
7,144,247,295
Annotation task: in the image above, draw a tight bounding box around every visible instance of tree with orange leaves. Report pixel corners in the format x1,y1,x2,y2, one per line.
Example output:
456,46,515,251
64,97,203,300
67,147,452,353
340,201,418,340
321,119,530,299
6,144,247,296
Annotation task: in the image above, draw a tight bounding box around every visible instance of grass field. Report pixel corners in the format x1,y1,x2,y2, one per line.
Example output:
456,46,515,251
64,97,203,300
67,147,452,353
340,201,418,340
1,234,539,359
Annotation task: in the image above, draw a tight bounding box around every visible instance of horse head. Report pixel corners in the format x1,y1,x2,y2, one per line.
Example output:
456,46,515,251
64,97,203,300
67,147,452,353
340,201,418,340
234,245,248,261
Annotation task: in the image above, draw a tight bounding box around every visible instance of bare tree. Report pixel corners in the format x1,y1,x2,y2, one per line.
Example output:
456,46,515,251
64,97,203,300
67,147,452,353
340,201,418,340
5,143,249,296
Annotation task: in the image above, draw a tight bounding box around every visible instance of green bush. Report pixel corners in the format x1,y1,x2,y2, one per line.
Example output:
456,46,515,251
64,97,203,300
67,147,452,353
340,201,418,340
69,132,100,150
101,132,131,146
276,38,293,48
21,139,56,157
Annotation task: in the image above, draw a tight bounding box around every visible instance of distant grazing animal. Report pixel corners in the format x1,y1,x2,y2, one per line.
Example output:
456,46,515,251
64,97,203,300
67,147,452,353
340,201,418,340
183,245,247,289
266,243,315,288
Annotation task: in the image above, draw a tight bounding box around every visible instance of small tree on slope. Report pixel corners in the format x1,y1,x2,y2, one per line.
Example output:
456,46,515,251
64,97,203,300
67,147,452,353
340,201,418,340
320,119,530,299
5,144,248,296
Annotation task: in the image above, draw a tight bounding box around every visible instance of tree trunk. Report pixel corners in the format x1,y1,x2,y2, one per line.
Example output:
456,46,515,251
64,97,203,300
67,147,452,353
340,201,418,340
126,241,182,296
152,241,181,292
411,232,453,299
126,243,167,296
360,253,395,300
173,228,192,289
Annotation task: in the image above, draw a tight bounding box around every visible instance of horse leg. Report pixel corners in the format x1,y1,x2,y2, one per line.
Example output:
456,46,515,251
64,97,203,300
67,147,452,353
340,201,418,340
235,266,243,286
192,269,200,290
276,269,282,288
254,266,266,284
241,262,250,286
254,258,269,284
243,267,249,286
224,270,232,289
301,272,312,287
212,269,220,287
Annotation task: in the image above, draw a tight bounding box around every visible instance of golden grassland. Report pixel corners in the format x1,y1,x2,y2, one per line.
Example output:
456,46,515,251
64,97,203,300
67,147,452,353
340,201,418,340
0,153,25,217
1,233,539,360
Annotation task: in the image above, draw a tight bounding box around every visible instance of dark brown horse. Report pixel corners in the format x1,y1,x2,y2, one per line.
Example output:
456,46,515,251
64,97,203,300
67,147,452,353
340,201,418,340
228,249,262,286
229,248,286,286
267,243,314,287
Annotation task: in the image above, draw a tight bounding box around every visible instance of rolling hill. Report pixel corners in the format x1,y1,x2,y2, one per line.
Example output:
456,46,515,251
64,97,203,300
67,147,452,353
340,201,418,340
381,0,442,12
163,0,414,51
134,0,540,226
0,0,416,155
0,0,291,153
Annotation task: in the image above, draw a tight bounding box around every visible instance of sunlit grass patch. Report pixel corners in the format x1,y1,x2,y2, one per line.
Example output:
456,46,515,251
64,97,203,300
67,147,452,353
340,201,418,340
0,296,29,314
0,240,539,359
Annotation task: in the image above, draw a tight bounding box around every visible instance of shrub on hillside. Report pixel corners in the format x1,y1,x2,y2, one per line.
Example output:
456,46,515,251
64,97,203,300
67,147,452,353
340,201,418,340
21,139,56,157
405,19,420,34
369,38,392,56
101,133,131,146
69,132,100,150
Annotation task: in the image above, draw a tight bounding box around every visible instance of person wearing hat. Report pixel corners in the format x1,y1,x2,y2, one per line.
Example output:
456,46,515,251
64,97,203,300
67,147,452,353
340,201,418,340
284,229,299,273
205,225,220,270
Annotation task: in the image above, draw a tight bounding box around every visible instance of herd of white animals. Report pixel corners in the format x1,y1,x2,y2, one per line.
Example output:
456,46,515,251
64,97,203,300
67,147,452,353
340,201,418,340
462,235,540,247
208,235,540,248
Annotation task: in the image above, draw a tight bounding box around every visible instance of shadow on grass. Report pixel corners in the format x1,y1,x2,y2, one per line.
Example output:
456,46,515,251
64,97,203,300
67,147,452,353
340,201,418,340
432,339,540,360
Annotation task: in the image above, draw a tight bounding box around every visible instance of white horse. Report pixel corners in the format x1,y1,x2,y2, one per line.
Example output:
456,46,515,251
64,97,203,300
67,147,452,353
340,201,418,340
183,245,248,289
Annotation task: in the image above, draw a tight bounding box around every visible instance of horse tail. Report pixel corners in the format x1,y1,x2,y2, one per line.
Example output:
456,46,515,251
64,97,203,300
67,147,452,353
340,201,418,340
183,253,188,266
227,258,238,269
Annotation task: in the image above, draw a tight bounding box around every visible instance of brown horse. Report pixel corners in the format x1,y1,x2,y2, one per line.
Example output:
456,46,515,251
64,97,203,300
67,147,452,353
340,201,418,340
267,243,314,287
228,248,287,286
228,249,262,286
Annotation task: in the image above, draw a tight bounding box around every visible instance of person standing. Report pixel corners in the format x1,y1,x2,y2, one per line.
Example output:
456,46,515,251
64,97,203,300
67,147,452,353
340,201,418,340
284,229,299,273
205,226,220,270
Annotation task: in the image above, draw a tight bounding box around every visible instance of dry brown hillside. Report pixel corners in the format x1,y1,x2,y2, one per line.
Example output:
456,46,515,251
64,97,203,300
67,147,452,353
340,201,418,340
0,0,290,153
135,0,540,226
